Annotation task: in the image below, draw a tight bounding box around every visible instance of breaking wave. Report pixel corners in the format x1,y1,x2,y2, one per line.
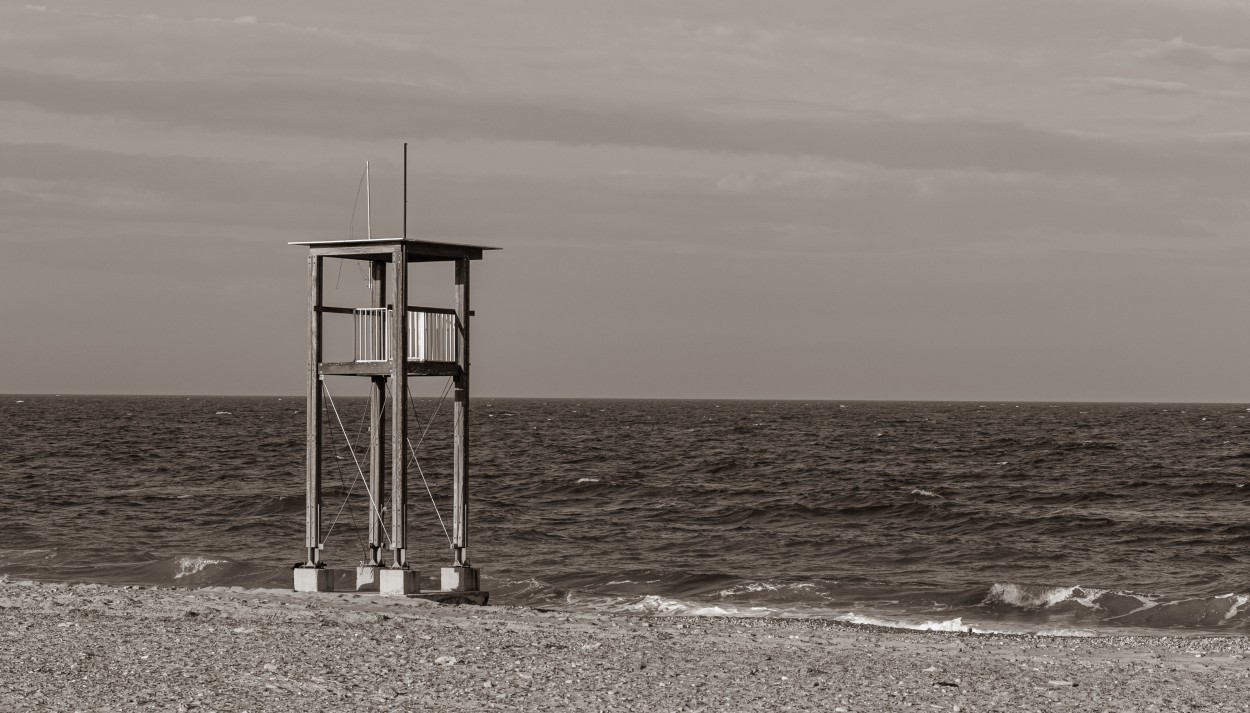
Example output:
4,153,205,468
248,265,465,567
981,581,1250,630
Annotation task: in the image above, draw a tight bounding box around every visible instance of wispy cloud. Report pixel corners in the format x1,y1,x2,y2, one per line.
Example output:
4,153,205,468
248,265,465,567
7,66,1250,186
1122,36,1250,67
1071,75,1247,100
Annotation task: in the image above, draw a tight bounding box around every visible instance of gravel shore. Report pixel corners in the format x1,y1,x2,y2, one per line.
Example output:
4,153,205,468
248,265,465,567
1,579,1248,711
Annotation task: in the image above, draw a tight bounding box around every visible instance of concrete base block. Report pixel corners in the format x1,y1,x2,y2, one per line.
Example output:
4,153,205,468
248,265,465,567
293,567,334,593
441,566,480,592
379,568,420,595
355,566,380,592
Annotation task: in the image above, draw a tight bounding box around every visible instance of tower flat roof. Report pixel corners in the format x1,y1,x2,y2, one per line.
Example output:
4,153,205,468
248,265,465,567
289,238,499,262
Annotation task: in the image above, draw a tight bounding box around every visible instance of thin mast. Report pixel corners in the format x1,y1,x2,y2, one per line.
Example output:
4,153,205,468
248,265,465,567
403,142,408,240
365,161,372,240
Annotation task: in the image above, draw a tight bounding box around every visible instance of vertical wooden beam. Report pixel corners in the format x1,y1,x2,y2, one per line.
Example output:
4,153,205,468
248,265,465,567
305,255,323,567
367,259,387,566
452,257,470,567
390,246,409,567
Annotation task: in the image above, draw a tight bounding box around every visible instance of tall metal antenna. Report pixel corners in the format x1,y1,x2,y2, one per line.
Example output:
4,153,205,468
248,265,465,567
365,161,372,240
403,142,408,240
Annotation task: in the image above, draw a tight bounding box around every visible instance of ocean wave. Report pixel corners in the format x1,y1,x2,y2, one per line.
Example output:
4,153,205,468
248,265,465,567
983,583,1100,609
980,582,1250,630
174,555,227,579
717,581,816,598
622,594,778,618
487,573,1250,634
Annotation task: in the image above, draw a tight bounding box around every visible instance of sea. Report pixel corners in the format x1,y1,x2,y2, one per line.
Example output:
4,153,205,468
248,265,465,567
4,395,1250,637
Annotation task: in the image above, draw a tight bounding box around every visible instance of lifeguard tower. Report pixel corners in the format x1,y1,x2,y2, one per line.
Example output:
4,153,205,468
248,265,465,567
290,236,496,600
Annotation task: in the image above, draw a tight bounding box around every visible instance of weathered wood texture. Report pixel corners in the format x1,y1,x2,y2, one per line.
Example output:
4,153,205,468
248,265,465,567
317,304,464,316
305,256,323,566
453,258,470,567
389,246,409,568
320,361,460,378
291,238,496,263
367,260,387,566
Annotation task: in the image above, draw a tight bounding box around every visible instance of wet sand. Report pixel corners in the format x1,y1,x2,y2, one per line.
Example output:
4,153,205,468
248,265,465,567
1,579,1247,711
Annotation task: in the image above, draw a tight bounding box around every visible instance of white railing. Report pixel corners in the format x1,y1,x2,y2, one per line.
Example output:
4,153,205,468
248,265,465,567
354,308,390,362
408,310,457,363
353,308,457,363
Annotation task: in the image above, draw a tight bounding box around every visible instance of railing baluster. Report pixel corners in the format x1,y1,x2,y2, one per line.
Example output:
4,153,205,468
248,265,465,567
449,314,455,361
418,311,425,361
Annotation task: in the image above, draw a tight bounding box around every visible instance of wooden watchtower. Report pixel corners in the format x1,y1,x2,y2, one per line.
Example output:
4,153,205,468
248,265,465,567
290,237,496,597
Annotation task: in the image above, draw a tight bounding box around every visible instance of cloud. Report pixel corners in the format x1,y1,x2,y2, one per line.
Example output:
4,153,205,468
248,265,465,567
1071,75,1247,100
1123,36,1250,67
6,66,1250,186
0,142,348,233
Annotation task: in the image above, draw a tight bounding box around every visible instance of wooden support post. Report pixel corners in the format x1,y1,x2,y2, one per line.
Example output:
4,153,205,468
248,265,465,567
390,246,409,568
452,258,470,568
305,255,323,567
367,262,387,566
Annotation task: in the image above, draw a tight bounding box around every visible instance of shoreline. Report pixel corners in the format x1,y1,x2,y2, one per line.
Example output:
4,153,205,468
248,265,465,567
2,580,1247,710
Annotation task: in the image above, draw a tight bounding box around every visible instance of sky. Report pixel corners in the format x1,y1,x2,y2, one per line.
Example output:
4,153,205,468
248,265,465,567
3,1,1250,401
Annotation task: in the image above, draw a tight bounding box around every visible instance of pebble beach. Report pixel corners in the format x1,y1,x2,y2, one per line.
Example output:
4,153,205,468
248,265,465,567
2,580,1248,711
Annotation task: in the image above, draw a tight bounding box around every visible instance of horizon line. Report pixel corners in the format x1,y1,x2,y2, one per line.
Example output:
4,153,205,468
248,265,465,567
5,392,1250,406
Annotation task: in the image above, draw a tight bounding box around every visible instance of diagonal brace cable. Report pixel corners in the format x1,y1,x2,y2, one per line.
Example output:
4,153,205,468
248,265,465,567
323,379,391,547
394,378,455,546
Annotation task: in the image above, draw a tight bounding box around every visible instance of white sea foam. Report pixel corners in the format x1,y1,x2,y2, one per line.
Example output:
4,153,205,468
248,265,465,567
837,613,983,633
717,581,816,598
1069,587,1109,609
985,583,1087,609
718,582,781,597
908,488,941,498
174,555,226,579
576,478,600,484
687,605,740,617
1035,629,1097,638
836,612,1096,637
1109,597,1159,620
623,595,776,618
506,578,547,594
624,595,689,615
1222,595,1249,622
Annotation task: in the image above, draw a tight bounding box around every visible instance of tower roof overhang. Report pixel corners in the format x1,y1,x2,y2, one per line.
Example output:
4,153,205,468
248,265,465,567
289,238,499,262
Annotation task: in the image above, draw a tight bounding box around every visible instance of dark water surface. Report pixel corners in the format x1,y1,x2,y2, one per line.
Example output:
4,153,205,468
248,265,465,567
4,395,1250,636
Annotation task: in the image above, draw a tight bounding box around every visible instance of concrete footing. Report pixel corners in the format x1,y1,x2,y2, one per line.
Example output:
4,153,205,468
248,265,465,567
295,566,487,605
379,568,420,595
441,566,480,592
355,566,381,592
293,567,334,593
